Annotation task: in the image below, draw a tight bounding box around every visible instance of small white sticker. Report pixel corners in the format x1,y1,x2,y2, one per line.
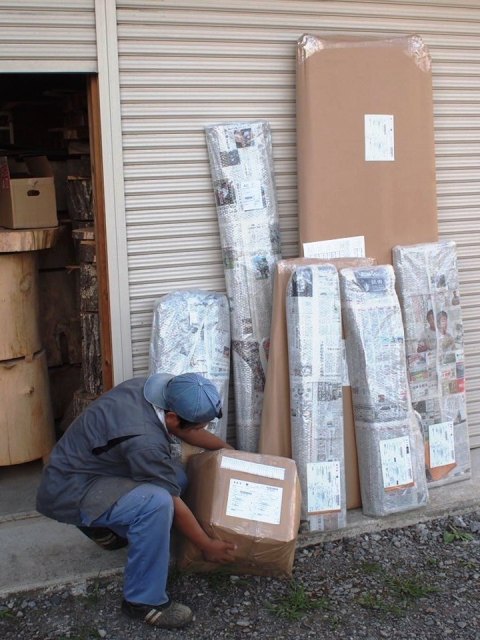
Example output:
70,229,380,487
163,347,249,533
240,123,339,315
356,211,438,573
365,115,395,162
221,456,285,480
429,421,456,468
226,479,283,525
240,180,264,211
379,436,413,489
307,461,341,514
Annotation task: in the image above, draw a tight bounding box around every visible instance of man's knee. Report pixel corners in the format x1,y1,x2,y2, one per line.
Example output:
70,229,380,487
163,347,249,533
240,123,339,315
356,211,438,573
134,484,174,518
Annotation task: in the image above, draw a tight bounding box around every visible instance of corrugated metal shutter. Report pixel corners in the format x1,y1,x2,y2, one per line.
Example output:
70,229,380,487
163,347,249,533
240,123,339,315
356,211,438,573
115,0,480,447
0,0,97,72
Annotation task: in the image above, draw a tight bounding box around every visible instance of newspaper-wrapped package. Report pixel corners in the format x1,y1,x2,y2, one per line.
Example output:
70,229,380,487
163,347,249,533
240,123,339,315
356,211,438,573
205,121,282,452
340,266,428,516
354,415,427,516
286,264,346,531
393,241,471,487
149,290,230,459
258,257,376,511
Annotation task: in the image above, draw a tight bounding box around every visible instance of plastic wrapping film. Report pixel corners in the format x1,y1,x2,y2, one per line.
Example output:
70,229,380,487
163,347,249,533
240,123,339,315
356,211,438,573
205,121,282,452
286,264,346,531
340,266,428,517
393,241,471,487
297,33,431,72
149,290,230,458
177,449,301,577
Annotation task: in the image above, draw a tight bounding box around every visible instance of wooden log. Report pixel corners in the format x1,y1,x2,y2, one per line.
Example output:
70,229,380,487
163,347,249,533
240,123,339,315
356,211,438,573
81,312,103,395
0,350,56,466
78,239,96,264
79,263,98,313
0,252,41,360
66,177,93,221
38,270,82,367
72,225,95,242
38,222,76,269
48,363,82,420
72,387,99,420
0,226,59,253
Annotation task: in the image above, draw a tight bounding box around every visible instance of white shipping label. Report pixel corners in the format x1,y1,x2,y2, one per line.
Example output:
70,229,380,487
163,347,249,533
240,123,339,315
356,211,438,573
364,115,395,162
226,479,283,525
307,461,341,514
429,421,456,468
221,456,286,480
303,235,365,259
240,180,264,210
379,436,414,489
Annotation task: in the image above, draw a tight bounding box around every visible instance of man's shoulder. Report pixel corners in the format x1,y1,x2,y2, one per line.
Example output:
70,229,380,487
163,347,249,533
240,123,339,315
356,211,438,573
109,376,148,395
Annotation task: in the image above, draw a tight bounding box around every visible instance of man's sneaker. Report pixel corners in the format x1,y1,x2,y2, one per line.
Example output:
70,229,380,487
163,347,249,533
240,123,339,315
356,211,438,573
121,598,193,628
77,526,128,550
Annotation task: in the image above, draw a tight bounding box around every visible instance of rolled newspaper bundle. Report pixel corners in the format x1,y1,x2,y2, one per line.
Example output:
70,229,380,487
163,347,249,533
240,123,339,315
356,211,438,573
286,264,346,531
393,241,471,487
205,120,282,452
149,289,230,457
340,265,428,517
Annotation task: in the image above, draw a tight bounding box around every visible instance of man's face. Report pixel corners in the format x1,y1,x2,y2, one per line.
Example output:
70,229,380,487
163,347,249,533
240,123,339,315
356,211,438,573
427,313,435,330
181,422,208,433
164,411,207,434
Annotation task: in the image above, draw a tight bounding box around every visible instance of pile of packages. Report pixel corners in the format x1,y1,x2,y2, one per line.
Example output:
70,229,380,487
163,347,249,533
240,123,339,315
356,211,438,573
148,33,472,576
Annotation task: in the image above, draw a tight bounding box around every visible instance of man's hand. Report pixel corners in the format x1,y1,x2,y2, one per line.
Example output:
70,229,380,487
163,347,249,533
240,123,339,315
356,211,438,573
173,496,236,563
202,538,237,564
173,425,234,451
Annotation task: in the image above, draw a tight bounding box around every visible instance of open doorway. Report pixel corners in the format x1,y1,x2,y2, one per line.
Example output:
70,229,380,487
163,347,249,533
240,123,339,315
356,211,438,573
0,73,111,518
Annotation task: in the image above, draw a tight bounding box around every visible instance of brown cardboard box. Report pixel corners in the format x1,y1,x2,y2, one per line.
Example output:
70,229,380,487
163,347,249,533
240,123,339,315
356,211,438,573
296,34,438,264
258,257,375,510
177,449,301,577
0,156,58,229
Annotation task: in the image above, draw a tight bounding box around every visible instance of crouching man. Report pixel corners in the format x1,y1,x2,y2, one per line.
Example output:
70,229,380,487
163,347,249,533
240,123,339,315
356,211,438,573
36,372,236,629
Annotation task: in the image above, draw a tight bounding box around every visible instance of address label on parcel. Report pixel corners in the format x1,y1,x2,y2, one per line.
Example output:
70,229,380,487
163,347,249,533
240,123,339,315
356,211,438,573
220,456,286,480
226,479,283,525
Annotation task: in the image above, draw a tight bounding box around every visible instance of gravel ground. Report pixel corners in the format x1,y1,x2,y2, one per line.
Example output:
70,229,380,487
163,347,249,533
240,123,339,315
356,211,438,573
1,510,480,640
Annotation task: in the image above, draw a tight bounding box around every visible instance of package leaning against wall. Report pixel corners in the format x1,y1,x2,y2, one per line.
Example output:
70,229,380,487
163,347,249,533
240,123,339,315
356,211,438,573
340,266,428,517
393,241,471,486
296,33,438,265
205,121,282,452
149,290,231,458
286,264,346,532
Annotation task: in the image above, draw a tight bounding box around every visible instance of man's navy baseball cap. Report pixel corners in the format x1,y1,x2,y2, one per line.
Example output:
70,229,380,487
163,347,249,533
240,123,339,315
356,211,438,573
144,372,223,423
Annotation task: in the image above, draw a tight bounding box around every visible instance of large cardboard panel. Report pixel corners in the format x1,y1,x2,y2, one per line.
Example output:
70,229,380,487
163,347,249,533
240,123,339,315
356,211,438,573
296,34,438,264
177,449,301,577
259,257,375,510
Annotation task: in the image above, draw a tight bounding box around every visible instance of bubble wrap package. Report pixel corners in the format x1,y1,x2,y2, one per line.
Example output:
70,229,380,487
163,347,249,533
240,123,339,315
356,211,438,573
340,266,428,517
205,121,282,452
149,290,231,456
393,241,471,487
286,264,346,531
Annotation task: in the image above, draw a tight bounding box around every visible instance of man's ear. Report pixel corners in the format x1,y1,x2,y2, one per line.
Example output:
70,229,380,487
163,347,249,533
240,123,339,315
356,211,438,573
164,411,181,431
